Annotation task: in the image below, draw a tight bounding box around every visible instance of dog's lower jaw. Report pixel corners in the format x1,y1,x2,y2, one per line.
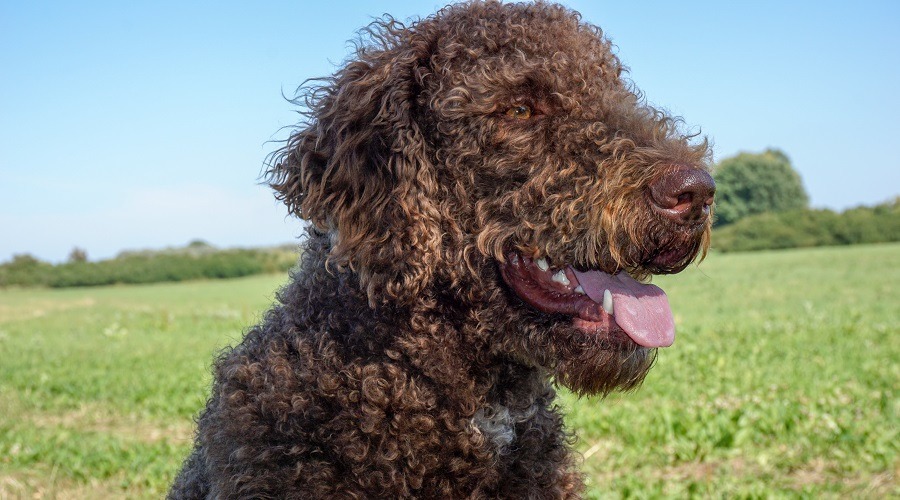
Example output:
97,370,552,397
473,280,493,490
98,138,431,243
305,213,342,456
541,322,655,396
554,340,655,396
492,313,655,397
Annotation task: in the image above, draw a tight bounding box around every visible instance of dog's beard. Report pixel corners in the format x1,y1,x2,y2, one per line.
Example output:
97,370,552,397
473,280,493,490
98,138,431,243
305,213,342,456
553,331,656,395
498,314,656,396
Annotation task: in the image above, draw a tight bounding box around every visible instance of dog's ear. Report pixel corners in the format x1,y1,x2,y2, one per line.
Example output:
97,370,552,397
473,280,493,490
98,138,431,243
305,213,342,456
267,23,441,306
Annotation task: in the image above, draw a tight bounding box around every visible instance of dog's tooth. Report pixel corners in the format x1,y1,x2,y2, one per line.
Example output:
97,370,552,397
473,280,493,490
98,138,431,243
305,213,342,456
574,285,585,295
536,258,550,272
510,254,519,265
602,289,614,315
552,270,570,286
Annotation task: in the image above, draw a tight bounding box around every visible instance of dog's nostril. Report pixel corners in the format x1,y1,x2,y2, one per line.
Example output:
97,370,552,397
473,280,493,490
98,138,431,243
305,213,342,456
649,167,716,225
674,193,692,209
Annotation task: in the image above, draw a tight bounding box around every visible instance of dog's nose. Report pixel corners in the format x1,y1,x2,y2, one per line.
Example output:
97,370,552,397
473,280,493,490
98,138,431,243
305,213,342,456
648,166,716,225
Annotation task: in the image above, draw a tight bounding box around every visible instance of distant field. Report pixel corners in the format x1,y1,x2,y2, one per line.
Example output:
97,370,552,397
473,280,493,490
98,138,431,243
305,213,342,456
1,244,897,498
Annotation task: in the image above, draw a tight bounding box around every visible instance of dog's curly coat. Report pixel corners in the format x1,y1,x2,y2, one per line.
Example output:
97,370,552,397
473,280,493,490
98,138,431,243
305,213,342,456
170,1,714,497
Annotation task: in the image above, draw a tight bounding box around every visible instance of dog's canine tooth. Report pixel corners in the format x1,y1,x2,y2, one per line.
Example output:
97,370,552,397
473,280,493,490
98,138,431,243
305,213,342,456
552,270,570,286
536,258,550,272
574,285,585,295
602,289,614,315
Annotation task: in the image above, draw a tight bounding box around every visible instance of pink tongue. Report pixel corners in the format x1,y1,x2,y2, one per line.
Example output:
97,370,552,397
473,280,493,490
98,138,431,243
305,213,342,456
571,268,675,348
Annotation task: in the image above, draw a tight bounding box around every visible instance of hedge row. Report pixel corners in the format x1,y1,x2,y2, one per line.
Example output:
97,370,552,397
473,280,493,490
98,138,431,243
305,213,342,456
0,248,298,288
713,200,900,252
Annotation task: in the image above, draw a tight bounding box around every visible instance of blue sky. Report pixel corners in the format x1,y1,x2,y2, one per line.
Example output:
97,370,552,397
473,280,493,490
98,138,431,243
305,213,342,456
2,1,898,263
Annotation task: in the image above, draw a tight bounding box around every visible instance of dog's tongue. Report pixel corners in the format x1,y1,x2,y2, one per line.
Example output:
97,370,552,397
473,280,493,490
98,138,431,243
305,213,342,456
571,268,675,348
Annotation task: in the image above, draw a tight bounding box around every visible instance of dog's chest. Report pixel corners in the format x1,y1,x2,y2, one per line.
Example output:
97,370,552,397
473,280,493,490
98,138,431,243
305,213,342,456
472,401,540,453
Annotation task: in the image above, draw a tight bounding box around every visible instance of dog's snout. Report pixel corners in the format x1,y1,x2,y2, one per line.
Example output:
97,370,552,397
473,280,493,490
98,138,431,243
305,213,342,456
648,167,716,225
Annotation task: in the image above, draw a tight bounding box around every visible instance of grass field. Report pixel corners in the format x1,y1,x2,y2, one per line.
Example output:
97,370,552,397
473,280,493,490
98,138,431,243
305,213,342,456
1,244,897,498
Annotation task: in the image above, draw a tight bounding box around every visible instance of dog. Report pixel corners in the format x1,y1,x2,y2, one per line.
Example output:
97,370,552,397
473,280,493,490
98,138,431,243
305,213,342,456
170,1,714,497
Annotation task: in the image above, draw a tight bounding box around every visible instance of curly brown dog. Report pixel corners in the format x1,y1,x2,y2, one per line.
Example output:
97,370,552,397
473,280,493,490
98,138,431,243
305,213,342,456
170,1,715,497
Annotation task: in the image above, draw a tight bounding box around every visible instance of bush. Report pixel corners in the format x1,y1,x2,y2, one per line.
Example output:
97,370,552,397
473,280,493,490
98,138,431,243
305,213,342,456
713,199,900,252
713,149,809,227
0,254,55,287
0,245,299,288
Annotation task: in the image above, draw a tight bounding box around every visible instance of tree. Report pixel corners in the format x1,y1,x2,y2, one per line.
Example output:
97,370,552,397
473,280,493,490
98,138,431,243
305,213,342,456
68,247,88,263
713,149,809,226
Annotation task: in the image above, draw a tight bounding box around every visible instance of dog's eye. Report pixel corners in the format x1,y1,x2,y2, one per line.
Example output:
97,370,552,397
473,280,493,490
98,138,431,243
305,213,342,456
505,104,533,120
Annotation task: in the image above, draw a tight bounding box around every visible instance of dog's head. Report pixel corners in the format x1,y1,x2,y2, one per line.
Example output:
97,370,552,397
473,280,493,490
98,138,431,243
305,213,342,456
268,1,714,395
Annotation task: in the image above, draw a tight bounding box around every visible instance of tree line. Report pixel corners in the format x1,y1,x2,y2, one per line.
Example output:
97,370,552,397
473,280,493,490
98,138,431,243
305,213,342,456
711,149,898,252
0,241,298,288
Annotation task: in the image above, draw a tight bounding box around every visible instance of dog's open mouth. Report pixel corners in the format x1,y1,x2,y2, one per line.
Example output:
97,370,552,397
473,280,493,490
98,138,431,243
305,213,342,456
499,252,675,348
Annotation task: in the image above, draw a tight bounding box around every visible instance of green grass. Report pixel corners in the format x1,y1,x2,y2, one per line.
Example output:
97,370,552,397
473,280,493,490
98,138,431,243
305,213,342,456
0,275,288,497
567,243,898,498
1,245,897,498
